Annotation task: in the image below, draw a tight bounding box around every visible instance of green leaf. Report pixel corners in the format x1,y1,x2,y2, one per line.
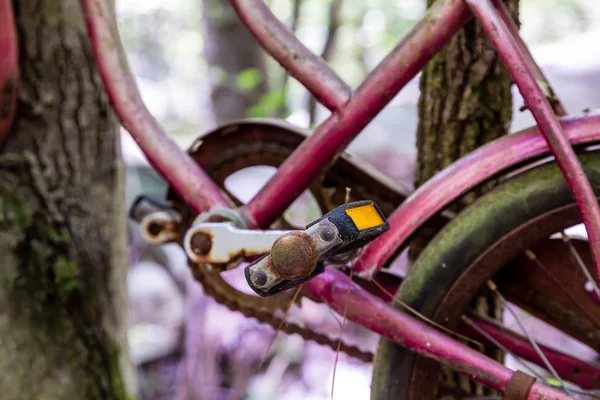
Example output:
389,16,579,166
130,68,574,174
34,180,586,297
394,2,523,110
235,68,263,92
247,89,286,117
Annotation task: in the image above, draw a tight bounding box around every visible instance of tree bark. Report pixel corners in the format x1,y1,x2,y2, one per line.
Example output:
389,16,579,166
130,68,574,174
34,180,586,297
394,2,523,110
201,0,269,124
415,1,518,190
413,0,519,397
0,0,135,399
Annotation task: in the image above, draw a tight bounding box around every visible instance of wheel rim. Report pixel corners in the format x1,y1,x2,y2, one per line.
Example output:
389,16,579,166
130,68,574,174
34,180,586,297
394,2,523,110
407,202,600,399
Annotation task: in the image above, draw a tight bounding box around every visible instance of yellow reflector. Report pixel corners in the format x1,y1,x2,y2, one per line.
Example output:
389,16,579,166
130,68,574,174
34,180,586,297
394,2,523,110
345,204,384,230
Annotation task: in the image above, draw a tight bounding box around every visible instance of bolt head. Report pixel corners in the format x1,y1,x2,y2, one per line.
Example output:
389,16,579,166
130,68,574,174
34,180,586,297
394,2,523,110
320,225,336,242
191,232,212,255
252,270,268,287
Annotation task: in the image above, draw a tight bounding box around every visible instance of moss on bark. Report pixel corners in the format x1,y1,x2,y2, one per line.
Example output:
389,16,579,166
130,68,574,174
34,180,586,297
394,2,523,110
0,0,134,398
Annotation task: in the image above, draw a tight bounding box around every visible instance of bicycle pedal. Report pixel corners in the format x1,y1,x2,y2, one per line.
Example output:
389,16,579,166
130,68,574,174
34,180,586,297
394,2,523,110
245,200,390,296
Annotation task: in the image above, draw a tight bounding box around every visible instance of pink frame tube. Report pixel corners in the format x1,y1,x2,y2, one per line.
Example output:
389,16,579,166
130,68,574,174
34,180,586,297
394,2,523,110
239,0,472,229
81,0,230,213
467,0,600,291
228,0,351,111
0,0,18,145
360,273,600,389
304,269,572,399
354,112,600,276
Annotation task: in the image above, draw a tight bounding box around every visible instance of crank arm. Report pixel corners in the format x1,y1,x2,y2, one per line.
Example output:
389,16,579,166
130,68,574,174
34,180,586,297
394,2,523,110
245,200,390,297
183,222,289,264
130,195,184,245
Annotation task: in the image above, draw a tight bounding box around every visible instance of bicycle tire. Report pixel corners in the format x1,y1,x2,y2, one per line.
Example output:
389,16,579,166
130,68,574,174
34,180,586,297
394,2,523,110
371,150,600,399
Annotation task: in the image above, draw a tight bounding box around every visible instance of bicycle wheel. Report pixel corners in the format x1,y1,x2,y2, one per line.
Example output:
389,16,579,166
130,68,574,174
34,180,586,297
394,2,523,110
371,150,600,399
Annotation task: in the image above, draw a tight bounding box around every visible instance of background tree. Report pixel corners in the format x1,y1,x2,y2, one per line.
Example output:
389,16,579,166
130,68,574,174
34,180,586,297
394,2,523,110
412,0,519,397
0,0,135,399
201,0,269,123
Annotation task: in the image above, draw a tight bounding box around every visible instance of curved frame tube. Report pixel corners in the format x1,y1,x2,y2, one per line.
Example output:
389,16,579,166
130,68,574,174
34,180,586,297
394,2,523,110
354,112,600,276
81,0,230,213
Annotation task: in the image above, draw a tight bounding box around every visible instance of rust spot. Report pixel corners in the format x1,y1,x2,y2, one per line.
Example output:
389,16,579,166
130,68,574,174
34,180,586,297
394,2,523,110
270,232,318,280
191,232,212,255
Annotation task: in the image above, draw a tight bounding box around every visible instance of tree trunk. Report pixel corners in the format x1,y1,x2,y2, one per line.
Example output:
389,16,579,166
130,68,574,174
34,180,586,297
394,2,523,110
0,1,135,399
415,1,518,191
201,0,269,124
413,0,519,397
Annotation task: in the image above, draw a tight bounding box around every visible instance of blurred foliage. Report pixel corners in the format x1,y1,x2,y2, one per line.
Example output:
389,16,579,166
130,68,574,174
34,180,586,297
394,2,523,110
248,90,289,118
235,68,264,93
520,0,600,43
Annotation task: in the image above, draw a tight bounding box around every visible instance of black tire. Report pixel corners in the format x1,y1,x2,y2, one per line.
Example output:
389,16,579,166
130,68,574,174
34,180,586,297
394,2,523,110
370,150,600,400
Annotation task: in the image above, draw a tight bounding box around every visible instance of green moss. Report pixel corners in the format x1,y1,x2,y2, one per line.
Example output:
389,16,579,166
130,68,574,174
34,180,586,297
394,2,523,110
47,222,69,245
54,257,80,297
1,192,33,229
42,0,62,17
108,337,134,400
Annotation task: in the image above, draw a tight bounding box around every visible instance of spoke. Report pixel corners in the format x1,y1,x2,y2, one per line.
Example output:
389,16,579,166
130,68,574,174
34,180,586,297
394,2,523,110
561,231,600,301
524,248,600,327
496,238,600,351
487,281,572,395
371,278,481,347
461,315,545,381
331,267,353,400
565,387,600,398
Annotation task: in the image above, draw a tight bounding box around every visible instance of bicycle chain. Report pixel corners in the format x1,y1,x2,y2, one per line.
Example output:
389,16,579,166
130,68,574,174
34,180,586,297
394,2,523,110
166,120,443,361
191,262,374,362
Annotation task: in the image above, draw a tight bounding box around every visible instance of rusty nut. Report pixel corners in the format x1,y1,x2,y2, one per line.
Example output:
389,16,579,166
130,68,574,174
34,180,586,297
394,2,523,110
270,232,318,280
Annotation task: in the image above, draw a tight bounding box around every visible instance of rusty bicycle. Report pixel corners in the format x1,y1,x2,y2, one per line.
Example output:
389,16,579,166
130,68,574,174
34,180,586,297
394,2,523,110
3,0,600,398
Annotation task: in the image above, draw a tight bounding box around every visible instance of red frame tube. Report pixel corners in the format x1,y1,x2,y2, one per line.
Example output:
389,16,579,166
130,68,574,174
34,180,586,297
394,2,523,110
239,0,472,229
359,273,600,389
467,0,600,293
354,112,600,276
0,0,18,145
462,313,600,389
304,269,572,399
228,0,351,111
81,0,230,213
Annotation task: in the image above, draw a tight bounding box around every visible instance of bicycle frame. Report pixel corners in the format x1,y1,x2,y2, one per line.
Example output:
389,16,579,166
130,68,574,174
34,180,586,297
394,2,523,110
5,0,600,397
